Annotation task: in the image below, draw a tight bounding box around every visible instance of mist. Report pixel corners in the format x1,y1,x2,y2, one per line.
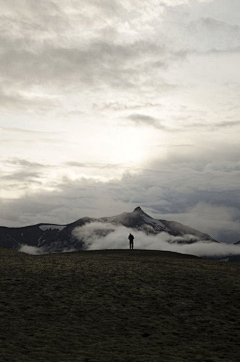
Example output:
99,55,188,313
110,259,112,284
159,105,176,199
19,244,45,255
19,244,78,255
73,222,240,258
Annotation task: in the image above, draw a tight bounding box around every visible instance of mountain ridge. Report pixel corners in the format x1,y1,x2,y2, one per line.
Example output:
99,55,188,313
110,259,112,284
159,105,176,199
0,206,216,253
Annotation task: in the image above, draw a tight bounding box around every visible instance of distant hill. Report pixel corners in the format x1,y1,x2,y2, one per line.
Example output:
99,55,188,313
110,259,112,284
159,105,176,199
0,207,216,253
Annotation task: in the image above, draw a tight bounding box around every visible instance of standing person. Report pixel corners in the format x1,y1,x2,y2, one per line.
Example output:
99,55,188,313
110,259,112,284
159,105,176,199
128,233,134,250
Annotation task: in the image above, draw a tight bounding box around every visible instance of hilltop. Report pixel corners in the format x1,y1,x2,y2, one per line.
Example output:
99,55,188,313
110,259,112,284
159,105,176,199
1,248,240,361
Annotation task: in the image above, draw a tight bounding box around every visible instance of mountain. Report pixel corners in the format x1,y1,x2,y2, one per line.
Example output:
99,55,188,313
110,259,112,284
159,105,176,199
0,207,216,253
102,207,215,242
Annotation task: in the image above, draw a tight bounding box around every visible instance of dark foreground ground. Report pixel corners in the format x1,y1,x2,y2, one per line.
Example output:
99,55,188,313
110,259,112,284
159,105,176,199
0,249,240,362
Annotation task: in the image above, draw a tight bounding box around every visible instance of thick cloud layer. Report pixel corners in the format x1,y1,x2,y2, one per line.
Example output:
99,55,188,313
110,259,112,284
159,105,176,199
72,222,240,258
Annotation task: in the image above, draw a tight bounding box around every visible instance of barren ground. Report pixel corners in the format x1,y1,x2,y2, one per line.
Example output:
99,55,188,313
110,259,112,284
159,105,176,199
0,248,240,362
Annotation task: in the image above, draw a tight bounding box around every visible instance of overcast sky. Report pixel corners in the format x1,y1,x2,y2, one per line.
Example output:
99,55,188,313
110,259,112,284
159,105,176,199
1,0,240,242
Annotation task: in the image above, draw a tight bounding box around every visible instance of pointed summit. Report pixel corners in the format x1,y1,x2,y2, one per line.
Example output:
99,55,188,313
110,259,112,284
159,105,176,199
133,206,143,212
133,206,144,213
132,207,151,218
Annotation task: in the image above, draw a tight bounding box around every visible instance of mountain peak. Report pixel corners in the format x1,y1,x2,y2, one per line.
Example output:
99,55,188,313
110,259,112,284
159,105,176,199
133,206,144,213
133,207,150,217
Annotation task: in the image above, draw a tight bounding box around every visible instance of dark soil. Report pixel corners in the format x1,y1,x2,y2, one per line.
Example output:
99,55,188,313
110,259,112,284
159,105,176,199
1,248,240,362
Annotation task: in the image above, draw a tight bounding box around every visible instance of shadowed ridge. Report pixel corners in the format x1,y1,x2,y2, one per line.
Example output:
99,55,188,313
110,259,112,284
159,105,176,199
134,206,142,212
101,206,166,232
132,207,216,242
67,216,98,228
132,206,153,218
159,219,217,242
102,206,152,221
133,206,145,213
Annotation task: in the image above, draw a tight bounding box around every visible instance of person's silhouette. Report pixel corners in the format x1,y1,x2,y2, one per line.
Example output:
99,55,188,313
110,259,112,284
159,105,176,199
128,233,134,250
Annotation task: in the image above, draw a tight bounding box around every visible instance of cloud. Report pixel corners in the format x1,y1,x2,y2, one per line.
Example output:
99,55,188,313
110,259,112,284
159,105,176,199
156,203,240,244
93,101,163,111
0,0,239,127
0,0,214,117
0,86,59,113
72,221,240,258
0,127,54,136
213,121,240,129
6,158,47,168
19,244,45,255
2,170,41,181
184,120,240,132
64,161,119,169
19,243,76,255
159,3,240,55
0,0,239,92
0,157,51,183
127,114,167,130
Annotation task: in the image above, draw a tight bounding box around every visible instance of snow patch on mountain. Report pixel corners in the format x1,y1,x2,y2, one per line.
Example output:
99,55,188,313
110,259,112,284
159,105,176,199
39,225,65,231
142,215,166,230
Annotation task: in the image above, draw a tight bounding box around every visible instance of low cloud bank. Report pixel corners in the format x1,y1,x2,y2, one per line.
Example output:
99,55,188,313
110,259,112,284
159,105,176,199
19,244,77,255
73,222,240,258
19,244,45,255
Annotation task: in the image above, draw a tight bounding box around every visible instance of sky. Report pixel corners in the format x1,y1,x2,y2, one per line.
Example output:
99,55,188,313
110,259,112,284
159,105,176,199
1,0,240,243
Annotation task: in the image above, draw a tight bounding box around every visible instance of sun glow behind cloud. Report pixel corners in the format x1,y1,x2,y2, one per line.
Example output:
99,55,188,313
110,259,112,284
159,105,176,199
0,122,164,201
90,126,158,166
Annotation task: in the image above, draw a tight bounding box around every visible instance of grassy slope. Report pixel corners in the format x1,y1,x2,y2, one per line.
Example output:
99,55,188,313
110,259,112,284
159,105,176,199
0,249,240,362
